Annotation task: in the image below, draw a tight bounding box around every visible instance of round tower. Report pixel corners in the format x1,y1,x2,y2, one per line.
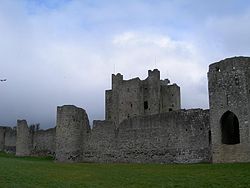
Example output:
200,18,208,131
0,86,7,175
55,105,90,162
208,57,250,163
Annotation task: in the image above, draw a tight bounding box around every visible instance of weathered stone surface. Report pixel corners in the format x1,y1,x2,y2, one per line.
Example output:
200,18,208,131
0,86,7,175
32,128,56,156
106,69,180,125
55,105,90,162
208,56,250,163
83,109,211,163
83,120,117,163
0,126,16,153
4,127,16,153
2,58,250,164
16,120,31,156
0,123,56,156
0,127,5,151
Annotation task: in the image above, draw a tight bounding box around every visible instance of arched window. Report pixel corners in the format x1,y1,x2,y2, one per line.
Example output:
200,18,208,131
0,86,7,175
220,111,240,145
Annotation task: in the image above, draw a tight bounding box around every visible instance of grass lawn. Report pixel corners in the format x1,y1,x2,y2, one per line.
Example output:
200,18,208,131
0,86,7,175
0,152,250,188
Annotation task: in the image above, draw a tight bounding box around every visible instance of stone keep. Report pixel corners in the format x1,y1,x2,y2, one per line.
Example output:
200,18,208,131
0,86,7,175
16,120,31,156
55,105,90,162
105,69,181,125
208,57,250,163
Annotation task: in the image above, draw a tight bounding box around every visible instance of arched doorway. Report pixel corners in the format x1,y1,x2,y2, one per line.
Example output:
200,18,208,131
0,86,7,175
220,111,240,145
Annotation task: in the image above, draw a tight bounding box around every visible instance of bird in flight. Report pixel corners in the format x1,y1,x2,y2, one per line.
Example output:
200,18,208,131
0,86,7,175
0,79,7,82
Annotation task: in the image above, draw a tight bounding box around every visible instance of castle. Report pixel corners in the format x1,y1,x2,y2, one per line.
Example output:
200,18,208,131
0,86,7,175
105,69,180,125
0,57,250,163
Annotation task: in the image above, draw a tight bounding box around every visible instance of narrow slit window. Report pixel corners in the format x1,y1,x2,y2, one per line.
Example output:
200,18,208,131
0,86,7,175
144,101,148,110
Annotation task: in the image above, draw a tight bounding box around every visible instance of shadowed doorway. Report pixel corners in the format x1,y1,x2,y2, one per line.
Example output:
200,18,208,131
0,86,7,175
220,111,240,145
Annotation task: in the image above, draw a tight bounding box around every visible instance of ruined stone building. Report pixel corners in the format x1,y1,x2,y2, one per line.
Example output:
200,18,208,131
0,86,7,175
105,69,180,125
0,56,250,164
208,57,250,163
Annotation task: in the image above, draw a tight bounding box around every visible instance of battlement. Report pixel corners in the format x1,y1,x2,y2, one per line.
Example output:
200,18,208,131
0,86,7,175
148,69,160,79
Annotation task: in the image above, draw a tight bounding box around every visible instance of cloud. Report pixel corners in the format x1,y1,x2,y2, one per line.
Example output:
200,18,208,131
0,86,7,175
1,0,250,128
110,31,208,109
205,11,250,56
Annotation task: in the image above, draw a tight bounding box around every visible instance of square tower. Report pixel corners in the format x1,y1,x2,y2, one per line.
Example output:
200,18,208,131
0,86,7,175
105,69,181,125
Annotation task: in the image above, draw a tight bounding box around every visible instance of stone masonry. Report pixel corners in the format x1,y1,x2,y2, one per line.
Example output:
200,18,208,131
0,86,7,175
2,121,56,156
83,109,210,163
1,56,250,164
16,120,31,156
208,57,250,163
55,105,90,162
106,69,180,125
0,126,16,153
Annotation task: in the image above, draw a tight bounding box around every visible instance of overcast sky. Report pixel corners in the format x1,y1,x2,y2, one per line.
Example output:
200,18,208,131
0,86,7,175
1,0,250,128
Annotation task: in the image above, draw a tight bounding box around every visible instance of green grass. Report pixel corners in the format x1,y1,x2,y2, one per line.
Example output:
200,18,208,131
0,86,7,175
0,152,250,188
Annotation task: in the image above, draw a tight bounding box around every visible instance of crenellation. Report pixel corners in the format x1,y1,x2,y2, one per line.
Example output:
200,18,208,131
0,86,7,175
160,79,170,85
148,69,160,79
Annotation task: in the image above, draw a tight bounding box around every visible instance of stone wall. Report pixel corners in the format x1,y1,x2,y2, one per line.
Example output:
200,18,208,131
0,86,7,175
83,109,211,163
55,105,90,162
208,57,250,163
0,126,16,153
0,127,5,151
1,56,250,164
16,120,31,156
31,128,56,156
5,107,210,164
4,127,16,153
1,122,56,156
83,120,116,162
1,108,211,164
